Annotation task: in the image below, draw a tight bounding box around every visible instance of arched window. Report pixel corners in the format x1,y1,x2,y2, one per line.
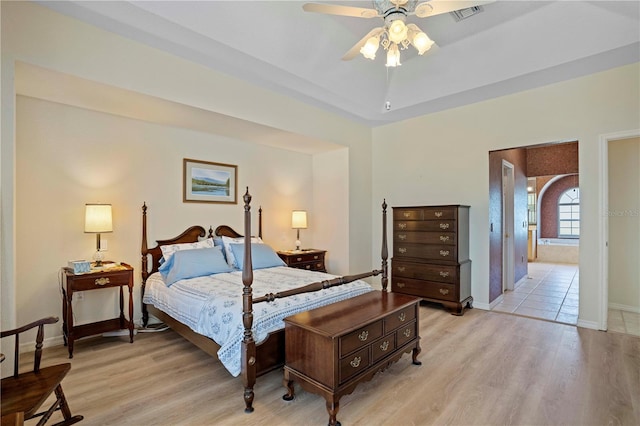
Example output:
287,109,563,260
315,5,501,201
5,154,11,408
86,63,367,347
558,187,580,237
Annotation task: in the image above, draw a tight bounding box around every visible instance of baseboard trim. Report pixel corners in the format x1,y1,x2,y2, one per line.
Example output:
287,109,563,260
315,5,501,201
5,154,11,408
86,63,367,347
577,319,601,330
608,303,640,314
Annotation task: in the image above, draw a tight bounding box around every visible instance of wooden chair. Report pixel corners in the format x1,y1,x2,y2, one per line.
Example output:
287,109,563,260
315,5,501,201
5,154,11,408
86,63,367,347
1,317,83,426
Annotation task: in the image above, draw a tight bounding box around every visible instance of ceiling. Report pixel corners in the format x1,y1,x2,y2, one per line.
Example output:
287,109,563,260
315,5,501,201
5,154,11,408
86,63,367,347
36,1,640,127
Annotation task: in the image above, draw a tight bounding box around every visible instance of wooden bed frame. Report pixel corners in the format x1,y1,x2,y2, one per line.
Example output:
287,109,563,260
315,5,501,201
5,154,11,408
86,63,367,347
140,188,389,413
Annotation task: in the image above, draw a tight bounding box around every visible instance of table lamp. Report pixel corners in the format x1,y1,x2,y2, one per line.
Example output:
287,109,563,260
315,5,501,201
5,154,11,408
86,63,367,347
85,203,112,266
291,210,307,251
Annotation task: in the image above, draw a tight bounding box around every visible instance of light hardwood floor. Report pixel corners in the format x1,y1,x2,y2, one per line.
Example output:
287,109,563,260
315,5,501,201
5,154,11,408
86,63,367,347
35,304,639,425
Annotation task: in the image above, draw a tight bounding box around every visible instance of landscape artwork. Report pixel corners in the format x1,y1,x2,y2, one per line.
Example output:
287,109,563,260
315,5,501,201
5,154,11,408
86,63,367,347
183,158,237,204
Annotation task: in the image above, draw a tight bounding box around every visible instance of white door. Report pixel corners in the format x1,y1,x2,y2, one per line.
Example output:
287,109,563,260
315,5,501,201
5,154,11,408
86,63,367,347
502,160,516,292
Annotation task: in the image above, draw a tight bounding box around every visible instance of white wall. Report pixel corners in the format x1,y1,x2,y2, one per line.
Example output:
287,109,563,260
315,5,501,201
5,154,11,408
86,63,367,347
16,95,315,334
372,63,640,327
608,137,640,311
1,1,374,346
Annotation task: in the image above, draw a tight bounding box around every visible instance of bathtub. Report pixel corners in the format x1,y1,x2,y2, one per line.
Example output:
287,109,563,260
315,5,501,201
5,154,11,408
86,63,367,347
536,238,579,263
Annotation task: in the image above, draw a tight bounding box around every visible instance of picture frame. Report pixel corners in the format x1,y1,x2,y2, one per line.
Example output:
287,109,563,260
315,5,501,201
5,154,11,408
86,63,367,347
183,158,238,204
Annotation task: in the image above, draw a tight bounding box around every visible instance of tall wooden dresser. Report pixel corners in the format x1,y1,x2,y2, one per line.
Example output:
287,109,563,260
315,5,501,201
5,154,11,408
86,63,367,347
391,205,473,315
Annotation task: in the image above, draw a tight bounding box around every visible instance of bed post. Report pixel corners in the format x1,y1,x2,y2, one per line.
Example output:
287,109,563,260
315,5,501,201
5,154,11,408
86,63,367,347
381,199,389,292
258,206,262,239
141,202,149,326
241,188,256,413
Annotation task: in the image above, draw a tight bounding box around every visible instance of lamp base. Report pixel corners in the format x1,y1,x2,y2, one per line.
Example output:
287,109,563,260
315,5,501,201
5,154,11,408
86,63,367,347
93,250,105,267
295,239,302,251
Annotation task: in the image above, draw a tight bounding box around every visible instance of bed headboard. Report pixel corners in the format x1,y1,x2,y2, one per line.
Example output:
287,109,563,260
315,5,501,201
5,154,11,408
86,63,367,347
140,203,263,283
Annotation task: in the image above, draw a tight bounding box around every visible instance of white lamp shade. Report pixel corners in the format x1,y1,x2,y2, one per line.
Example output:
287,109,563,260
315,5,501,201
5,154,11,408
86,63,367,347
387,19,408,44
412,31,434,55
360,36,380,60
291,210,308,229
85,204,113,233
386,43,401,67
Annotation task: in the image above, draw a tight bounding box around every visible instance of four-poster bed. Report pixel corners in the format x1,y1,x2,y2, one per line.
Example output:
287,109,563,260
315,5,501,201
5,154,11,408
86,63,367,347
140,189,394,413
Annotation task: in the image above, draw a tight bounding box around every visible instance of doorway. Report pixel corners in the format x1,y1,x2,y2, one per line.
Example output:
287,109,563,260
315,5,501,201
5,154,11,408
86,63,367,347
502,160,515,292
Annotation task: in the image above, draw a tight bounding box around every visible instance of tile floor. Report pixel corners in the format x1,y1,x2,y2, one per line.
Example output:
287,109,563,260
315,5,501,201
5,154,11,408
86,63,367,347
492,262,640,336
492,262,579,324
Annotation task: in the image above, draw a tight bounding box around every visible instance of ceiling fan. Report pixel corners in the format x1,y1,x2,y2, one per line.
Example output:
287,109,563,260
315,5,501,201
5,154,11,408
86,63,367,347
303,0,494,67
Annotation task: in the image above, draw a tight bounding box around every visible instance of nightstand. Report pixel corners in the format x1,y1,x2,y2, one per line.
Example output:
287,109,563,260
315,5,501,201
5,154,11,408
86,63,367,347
277,249,327,272
61,263,134,358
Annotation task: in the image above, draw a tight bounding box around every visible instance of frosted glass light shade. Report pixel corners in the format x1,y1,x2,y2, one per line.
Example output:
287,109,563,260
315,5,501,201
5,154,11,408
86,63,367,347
412,31,434,55
360,36,380,60
388,20,408,44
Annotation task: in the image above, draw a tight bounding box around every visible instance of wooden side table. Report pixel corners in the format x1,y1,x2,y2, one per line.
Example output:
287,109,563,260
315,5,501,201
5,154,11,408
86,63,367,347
61,263,134,358
277,249,327,272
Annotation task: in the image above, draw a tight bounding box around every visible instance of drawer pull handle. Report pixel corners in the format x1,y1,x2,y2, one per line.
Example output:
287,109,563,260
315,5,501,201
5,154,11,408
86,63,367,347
397,282,406,288
313,255,318,259
350,357,361,368
439,223,450,230
403,328,412,338
398,312,406,322
305,265,311,269
440,235,450,242
380,341,389,352
397,266,406,272
358,331,369,341
440,288,449,295
403,212,411,218
398,248,407,254
439,271,450,278
95,277,110,286
435,211,443,218
398,223,407,229
440,250,450,257
398,234,407,240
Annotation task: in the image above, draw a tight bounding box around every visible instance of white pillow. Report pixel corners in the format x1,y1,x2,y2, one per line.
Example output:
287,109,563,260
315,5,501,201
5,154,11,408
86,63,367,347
160,238,214,261
221,235,263,269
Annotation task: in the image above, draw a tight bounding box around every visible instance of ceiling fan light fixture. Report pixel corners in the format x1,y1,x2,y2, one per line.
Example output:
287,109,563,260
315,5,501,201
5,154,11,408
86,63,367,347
360,36,380,60
412,31,434,55
387,19,408,44
385,43,401,67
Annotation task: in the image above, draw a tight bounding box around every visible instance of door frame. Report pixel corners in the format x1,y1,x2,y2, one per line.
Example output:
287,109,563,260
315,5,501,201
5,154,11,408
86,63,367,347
502,160,515,292
598,129,640,330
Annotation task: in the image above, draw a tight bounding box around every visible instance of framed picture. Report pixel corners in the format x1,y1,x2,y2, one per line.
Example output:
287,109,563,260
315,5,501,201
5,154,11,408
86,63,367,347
183,158,238,204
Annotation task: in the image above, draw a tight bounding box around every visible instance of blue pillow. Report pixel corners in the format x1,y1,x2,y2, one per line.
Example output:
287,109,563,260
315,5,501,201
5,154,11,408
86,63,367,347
212,236,226,261
229,243,286,270
159,247,232,286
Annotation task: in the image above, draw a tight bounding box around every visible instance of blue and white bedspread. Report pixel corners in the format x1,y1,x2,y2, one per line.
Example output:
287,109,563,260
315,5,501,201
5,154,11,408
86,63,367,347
143,266,373,376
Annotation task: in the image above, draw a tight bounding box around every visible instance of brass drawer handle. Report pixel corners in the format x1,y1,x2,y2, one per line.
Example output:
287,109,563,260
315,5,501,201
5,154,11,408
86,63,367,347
358,331,369,341
95,277,110,286
434,211,443,218
398,223,407,229
350,356,361,368
397,282,406,288
440,250,450,257
403,328,411,338
380,341,389,352
398,234,407,240
305,265,311,269
439,235,450,242
403,212,411,218
398,247,407,254
313,255,319,259
397,266,406,272
296,257,302,261
439,288,449,295
439,223,450,230
440,271,450,278
398,312,406,322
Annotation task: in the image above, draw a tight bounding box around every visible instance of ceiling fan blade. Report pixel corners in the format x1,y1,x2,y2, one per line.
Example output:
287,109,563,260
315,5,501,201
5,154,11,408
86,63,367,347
415,0,495,18
342,27,385,61
303,3,379,19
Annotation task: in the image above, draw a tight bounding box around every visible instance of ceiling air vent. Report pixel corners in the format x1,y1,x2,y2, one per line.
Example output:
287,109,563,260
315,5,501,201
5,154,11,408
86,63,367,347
450,6,483,22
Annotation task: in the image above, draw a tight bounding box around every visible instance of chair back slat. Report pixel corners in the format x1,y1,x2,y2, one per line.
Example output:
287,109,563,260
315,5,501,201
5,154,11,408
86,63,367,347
0,316,58,377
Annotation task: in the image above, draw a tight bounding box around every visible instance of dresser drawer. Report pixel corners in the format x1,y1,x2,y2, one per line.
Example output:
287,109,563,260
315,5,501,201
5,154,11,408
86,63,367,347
339,320,383,357
393,209,424,221
393,243,457,262
394,231,456,245
339,347,370,384
423,207,457,220
385,304,417,331
395,220,456,232
288,252,324,264
392,277,457,302
371,335,396,363
392,261,457,284
68,271,131,291
291,261,325,271
396,321,418,347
